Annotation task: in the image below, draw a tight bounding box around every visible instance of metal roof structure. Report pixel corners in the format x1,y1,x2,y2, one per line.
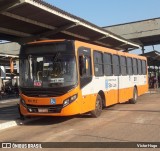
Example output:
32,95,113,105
0,42,20,55
0,42,19,66
0,54,18,66
103,18,160,50
0,0,141,51
141,51,160,66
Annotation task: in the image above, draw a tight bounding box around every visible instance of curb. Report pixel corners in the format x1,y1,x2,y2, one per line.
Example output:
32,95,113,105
0,117,41,131
0,121,17,131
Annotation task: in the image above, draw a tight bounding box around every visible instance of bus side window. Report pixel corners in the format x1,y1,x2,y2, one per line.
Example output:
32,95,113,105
112,55,120,76
133,58,138,75
120,56,127,76
142,60,147,75
138,59,142,75
94,51,104,77
103,53,113,76
127,57,133,75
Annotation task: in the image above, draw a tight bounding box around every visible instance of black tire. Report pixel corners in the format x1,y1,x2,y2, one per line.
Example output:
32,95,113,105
18,104,25,120
129,87,138,104
91,94,102,118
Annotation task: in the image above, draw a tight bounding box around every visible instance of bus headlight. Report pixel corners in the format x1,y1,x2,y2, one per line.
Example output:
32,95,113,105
63,94,78,107
20,99,27,108
63,99,70,107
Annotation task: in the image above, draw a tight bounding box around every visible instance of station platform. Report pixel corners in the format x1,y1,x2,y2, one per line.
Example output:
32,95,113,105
0,97,20,131
148,88,160,94
0,96,41,131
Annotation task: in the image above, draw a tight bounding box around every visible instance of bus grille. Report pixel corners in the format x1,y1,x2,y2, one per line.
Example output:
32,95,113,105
21,89,66,97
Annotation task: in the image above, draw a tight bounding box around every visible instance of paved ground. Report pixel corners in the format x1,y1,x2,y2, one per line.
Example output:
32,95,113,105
0,93,160,151
0,97,19,123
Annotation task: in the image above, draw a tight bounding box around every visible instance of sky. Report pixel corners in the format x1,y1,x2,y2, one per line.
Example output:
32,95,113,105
45,0,160,54
45,0,160,27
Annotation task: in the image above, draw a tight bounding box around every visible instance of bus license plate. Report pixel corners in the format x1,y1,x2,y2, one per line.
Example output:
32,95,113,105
38,108,48,113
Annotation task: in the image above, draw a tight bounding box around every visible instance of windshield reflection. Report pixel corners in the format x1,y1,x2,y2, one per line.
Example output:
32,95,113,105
19,53,77,88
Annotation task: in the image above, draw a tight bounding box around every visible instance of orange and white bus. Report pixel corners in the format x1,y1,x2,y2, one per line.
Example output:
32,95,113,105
16,39,148,118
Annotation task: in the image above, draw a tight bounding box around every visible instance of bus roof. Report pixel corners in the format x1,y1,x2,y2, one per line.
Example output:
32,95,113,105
25,39,146,60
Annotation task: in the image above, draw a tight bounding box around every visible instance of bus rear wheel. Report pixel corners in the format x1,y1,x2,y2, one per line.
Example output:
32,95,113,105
129,87,138,104
91,94,102,118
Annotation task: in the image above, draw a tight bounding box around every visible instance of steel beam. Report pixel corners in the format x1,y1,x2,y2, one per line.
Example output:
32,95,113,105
123,48,136,52
90,35,109,41
2,12,81,43
2,12,56,30
0,0,21,13
2,12,77,38
38,23,79,38
0,27,32,37
2,12,79,38
94,40,113,48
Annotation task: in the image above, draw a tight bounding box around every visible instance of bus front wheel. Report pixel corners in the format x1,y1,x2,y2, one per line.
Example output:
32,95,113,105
91,94,102,118
129,87,138,104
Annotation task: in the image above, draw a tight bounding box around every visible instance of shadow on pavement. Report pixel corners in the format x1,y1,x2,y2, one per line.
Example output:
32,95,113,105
0,97,19,123
20,113,96,126
107,108,160,113
23,116,75,126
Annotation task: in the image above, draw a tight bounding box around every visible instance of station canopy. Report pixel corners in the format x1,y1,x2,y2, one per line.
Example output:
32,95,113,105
0,0,141,51
103,18,160,49
141,51,160,66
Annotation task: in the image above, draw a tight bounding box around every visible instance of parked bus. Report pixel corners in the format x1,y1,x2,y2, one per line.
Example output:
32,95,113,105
13,39,148,118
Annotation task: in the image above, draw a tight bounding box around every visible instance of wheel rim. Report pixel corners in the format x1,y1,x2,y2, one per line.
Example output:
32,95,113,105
96,97,102,114
134,90,137,100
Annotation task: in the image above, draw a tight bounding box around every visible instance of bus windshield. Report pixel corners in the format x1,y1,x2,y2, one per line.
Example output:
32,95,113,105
19,43,77,88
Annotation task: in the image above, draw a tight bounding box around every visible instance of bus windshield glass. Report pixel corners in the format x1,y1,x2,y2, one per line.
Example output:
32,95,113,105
19,42,77,88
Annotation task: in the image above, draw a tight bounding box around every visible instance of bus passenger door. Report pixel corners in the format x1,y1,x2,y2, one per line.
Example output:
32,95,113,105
78,47,93,113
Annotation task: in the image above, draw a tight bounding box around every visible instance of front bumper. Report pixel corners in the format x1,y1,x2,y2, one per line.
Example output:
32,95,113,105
19,100,81,117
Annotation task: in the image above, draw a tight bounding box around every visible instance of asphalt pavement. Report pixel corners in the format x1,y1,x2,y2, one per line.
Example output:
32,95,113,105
0,91,160,151
0,97,19,124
